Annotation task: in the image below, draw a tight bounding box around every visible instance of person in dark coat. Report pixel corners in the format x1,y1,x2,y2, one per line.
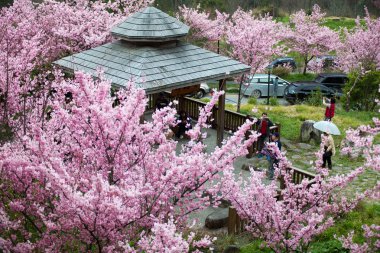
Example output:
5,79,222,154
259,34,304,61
257,112,273,152
155,92,169,110
176,111,192,139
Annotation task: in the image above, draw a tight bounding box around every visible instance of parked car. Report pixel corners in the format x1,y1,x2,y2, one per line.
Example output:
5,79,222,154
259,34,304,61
242,74,290,98
294,73,348,93
194,83,210,98
284,83,337,104
311,55,337,70
267,57,297,70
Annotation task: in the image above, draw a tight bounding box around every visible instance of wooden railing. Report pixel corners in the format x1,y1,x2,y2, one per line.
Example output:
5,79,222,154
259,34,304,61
227,167,316,235
228,207,247,235
147,94,280,138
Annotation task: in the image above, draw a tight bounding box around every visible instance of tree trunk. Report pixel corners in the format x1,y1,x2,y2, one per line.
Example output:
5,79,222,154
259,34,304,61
303,56,308,75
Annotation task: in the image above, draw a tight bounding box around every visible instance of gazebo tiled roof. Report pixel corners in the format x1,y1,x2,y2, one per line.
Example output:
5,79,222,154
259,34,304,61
54,7,250,94
111,7,189,42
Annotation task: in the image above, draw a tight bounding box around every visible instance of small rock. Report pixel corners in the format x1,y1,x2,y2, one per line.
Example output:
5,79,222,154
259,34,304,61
297,143,314,150
300,120,322,143
241,163,262,171
281,139,297,150
291,155,302,160
223,245,241,253
241,164,250,171
205,209,229,229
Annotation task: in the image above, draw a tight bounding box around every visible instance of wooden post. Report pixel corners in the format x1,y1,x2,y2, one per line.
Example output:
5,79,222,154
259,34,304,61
228,207,237,235
217,79,226,147
178,96,185,113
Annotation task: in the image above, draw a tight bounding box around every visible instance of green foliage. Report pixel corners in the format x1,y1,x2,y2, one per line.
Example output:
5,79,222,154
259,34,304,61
239,201,380,253
213,235,237,252
200,98,211,103
342,70,380,111
269,97,279,106
308,240,348,253
311,201,380,252
282,73,317,82
324,17,362,31
226,88,240,94
271,66,291,78
306,88,323,106
241,239,272,253
247,97,257,105
0,123,13,143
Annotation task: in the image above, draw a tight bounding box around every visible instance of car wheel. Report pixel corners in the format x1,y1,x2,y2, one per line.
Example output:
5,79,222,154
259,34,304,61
252,90,261,99
195,90,206,99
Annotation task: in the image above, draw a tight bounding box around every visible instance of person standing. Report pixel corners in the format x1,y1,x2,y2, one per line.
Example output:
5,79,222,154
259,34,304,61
155,92,169,110
267,133,281,180
273,76,279,98
323,97,336,121
322,132,335,170
257,112,273,152
176,111,192,139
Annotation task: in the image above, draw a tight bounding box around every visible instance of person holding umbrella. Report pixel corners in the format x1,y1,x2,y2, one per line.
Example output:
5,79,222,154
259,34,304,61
313,120,340,170
322,131,335,170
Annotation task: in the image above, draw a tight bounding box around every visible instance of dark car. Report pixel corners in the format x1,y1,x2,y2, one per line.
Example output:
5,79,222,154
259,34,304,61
284,83,337,104
268,57,297,70
316,55,337,69
294,73,348,93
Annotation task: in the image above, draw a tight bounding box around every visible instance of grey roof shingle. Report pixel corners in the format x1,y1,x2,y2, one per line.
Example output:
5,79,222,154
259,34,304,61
54,40,250,94
111,7,189,42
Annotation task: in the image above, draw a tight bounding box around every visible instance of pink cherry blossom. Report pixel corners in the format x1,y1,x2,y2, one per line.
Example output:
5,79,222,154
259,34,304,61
285,5,340,74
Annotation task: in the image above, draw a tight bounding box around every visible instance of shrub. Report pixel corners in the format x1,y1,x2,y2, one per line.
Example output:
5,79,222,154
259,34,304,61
306,88,323,106
269,97,279,106
272,66,291,78
342,70,380,111
247,97,257,105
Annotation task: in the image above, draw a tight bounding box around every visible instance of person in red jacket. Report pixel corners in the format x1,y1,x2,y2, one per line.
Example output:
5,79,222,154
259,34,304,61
257,112,273,152
323,97,335,121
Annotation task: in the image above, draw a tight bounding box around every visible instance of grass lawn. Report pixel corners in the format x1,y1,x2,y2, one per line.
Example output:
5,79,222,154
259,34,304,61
238,201,380,253
275,16,360,31
233,103,377,143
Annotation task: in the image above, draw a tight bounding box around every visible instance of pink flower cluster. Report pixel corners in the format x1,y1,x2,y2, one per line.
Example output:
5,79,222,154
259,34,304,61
0,71,258,251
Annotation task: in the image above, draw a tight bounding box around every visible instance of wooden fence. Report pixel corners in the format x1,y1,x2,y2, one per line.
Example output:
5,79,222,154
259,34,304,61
227,167,316,235
147,95,280,150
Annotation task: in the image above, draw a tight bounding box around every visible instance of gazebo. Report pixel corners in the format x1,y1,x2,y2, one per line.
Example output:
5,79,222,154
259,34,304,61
54,6,250,146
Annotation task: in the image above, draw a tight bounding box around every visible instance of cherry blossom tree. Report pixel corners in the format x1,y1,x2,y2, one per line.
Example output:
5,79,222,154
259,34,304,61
226,9,286,75
221,133,378,252
0,71,258,251
337,8,380,72
179,6,287,74
0,0,152,135
179,6,287,111
178,5,228,53
337,111,380,252
285,4,340,74
339,224,380,253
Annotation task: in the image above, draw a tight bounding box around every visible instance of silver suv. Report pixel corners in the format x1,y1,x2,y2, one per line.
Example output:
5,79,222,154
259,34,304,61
242,74,290,98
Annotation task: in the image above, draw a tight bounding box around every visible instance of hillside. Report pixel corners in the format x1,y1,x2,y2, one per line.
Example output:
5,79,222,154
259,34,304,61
155,0,380,17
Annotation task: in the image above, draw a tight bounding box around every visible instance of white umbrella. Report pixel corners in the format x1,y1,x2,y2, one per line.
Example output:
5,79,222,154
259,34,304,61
313,121,341,135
